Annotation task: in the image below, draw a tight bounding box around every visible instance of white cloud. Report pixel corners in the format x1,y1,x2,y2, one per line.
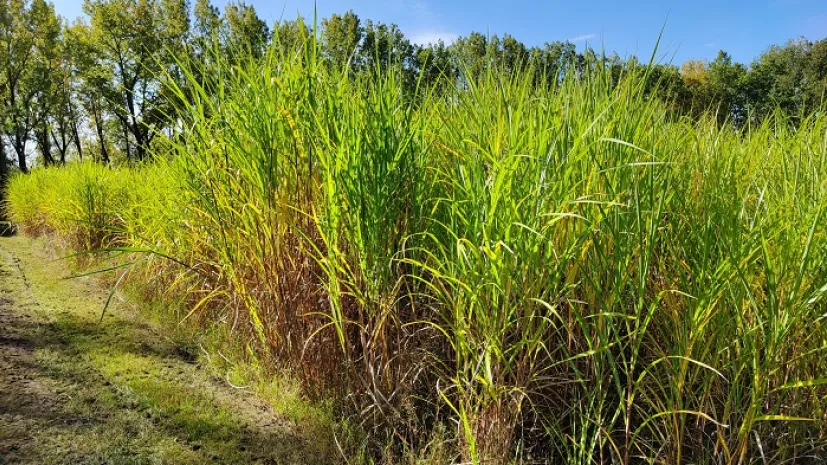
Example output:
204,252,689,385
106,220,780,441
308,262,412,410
410,31,460,46
569,33,597,43
706,42,717,48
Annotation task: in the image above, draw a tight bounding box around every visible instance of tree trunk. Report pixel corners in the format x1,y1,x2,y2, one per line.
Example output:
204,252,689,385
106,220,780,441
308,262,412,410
120,117,132,161
0,140,7,188
134,125,145,161
0,141,6,222
51,126,69,165
37,121,54,166
13,132,28,173
90,100,109,164
124,89,143,162
72,121,83,162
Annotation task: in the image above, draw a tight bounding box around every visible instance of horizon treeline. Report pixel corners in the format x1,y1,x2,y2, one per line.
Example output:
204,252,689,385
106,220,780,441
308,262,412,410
1,0,826,178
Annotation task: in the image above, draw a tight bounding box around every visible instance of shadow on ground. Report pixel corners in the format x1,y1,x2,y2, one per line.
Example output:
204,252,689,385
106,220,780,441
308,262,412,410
0,235,334,465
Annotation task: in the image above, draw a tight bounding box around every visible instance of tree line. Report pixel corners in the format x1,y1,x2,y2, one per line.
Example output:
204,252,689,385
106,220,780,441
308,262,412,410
1,0,826,179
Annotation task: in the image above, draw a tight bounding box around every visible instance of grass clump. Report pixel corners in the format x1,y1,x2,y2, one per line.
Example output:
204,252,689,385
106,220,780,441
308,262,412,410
7,28,827,464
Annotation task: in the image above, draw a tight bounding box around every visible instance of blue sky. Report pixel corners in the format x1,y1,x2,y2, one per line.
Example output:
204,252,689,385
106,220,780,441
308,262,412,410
53,0,827,65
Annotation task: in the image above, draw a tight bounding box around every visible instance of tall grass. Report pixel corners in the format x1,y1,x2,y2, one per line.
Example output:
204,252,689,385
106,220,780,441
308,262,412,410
7,29,827,464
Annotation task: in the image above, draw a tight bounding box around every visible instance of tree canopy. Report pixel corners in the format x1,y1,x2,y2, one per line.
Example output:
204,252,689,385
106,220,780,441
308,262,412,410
1,1,826,176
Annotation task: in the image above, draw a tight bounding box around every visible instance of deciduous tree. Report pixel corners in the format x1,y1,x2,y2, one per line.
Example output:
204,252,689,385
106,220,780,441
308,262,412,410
0,0,60,171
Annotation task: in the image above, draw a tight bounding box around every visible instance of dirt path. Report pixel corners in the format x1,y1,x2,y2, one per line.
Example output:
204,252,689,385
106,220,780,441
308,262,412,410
0,235,333,464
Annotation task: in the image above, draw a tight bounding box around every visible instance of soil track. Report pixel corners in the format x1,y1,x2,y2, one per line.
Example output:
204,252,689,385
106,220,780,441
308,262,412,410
0,235,331,464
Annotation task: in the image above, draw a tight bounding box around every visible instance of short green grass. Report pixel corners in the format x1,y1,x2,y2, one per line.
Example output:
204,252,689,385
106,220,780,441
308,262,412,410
0,234,336,464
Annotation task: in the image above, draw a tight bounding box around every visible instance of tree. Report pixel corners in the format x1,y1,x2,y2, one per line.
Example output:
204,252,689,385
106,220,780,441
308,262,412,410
192,0,221,62
745,38,816,121
481,34,529,75
414,40,456,93
0,130,7,193
193,0,220,38
680,59,713,118
531,41,577,84
0,0,60,172
48,20,84,164
805,38,827,109
82,0,190,162
223,1,269,58
706,51,747,123
644,63,689,113
360,20,414,70
31,11,63,166
272,18,310,57
0,1,8,180
500,34,528,74
68,20,112,163
0,138,6,189
451,32,488,81
359,20,416,94
576,47,599,76
321,11,362,69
